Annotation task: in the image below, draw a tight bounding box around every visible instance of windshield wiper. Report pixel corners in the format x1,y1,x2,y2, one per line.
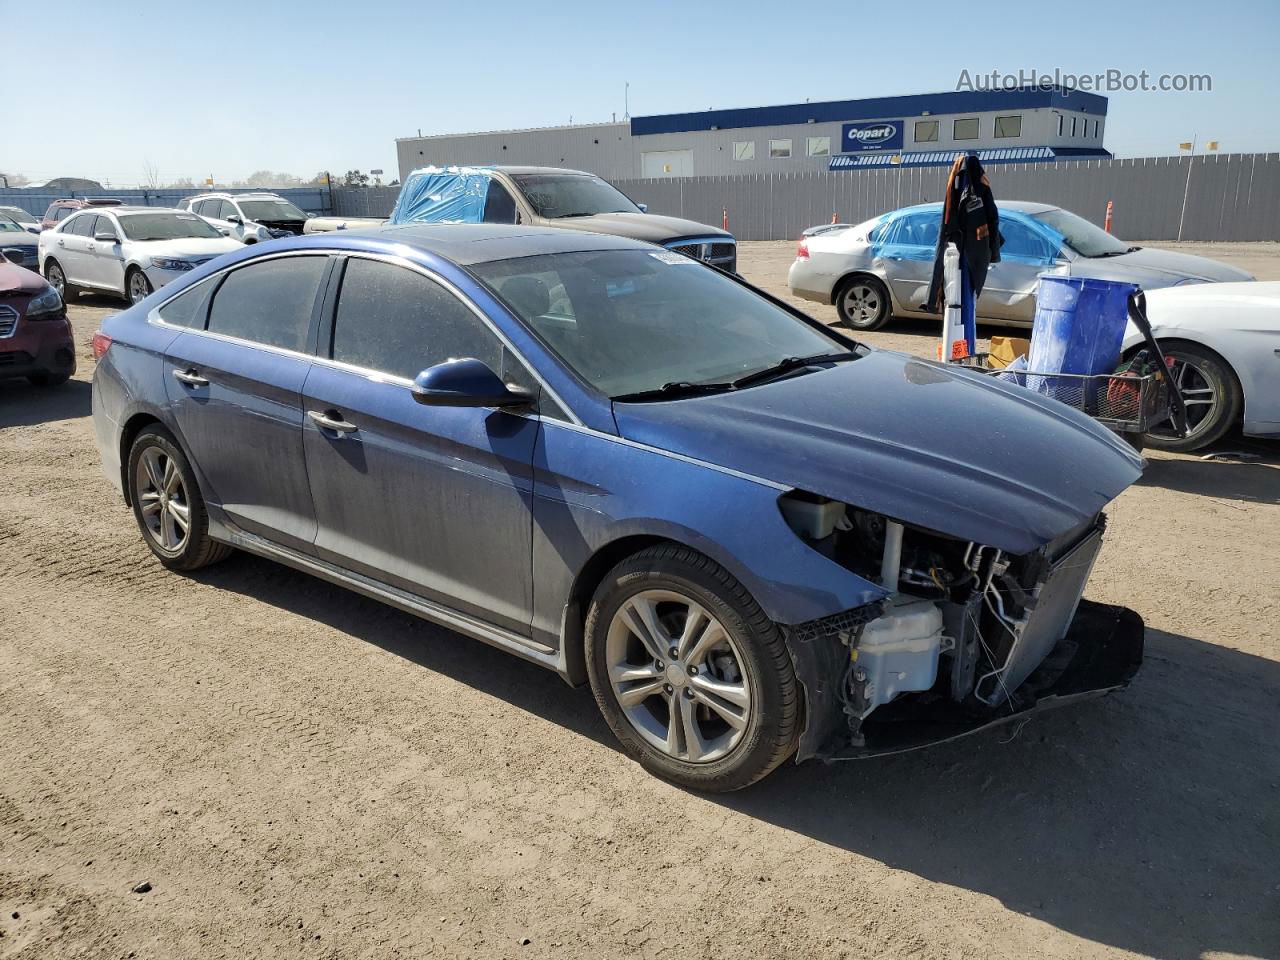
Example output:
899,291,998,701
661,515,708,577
611,380,736,402
731,351,860,389
554,212,599,219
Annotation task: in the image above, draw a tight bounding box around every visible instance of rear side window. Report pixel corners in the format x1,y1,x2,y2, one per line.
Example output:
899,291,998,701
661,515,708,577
207,256,327,351
66,215,95,236
156,277,216,329
53,206,74,222
330,258,502,380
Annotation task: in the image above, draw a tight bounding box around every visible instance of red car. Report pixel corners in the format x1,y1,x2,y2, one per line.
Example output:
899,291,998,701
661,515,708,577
0,261,76,387
40,197,122,232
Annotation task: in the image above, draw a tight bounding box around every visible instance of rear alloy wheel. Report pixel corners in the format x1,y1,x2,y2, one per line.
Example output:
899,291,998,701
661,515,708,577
128,426,232,570
127,268,154,305
44,259,73,300
1143,342,1242,452
585,545,800,792
836,275,891,330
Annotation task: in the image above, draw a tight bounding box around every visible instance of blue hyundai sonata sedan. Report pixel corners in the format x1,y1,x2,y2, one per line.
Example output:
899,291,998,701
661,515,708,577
91,224,1146,791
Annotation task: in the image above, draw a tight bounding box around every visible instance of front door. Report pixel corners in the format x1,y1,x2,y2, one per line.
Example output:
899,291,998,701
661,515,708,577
301,255,538,635
84,214,127,293
162,253,331,553
980,214,1065,323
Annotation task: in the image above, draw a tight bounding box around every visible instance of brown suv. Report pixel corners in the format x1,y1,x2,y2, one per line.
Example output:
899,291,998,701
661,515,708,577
40,198,123,232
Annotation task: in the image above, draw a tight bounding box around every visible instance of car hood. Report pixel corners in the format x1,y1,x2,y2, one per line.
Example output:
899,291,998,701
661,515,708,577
0,260,48,293
138,237,243,260
0,232,38,248
544,212,731,244
612,350,1143,556
1073,246,1254,287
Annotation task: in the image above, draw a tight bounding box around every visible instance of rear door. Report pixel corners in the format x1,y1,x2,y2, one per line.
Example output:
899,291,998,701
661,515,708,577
53,214,96,286
162,253,331,553
301,255,539,634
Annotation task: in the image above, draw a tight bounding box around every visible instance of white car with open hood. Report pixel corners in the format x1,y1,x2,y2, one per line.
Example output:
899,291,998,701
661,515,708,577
38,207,242,305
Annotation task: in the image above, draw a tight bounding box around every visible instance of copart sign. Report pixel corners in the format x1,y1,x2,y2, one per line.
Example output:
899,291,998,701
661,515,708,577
841,120,904,152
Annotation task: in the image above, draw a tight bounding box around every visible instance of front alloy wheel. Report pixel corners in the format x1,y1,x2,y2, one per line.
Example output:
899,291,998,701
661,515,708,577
606,590,751,764
128,269,153,304
586,545,800,792
1143,343,1242,452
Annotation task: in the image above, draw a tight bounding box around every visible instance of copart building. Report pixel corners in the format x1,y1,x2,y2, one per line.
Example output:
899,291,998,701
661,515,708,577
395,87,1111,181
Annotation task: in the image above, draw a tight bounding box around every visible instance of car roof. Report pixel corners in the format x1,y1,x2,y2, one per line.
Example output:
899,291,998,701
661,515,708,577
301,222,650,266
894,200,1059,216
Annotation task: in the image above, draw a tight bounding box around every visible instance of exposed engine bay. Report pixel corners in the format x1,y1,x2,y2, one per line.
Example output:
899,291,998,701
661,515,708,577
778,490,1144,759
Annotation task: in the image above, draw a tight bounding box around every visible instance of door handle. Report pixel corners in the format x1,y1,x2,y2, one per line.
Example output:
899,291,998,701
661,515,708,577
172,368,210,387
57,239,65,247
307,410,358,435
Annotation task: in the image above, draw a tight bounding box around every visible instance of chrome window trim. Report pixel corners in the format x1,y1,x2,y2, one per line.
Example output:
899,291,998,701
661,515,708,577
146,247,584,426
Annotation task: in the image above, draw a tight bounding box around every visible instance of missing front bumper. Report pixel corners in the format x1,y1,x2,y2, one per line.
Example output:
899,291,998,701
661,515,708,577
788,599,1144,762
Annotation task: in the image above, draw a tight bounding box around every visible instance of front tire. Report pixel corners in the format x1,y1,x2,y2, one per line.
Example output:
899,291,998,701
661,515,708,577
127,426,232,571
835,274,891,331
585,545,800,792
1143,342,1242,452
126,267,153,305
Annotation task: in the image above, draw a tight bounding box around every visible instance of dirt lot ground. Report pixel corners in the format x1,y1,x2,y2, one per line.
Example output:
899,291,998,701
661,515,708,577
1,242,1277,960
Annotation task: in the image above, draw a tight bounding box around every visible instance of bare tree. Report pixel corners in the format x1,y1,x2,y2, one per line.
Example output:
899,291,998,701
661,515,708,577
142,160,161,189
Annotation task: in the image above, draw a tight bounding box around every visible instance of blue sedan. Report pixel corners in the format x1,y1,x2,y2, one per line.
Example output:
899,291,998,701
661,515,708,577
92,225,1145,791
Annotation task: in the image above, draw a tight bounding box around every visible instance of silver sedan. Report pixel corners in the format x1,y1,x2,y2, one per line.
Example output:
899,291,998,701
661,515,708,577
789,200,1254,331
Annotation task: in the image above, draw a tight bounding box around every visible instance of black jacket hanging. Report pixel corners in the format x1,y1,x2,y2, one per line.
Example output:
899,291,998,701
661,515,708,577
925,154,1002,313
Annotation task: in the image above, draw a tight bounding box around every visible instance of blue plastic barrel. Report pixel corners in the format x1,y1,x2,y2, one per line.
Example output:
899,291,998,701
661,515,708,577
1028,276,1137,377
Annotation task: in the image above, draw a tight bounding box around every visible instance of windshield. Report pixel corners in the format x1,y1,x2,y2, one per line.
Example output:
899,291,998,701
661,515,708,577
471,249,845,398
0,207,36,225
0,215,23,233
237,199,307,221
119,213,222,242
1031,207,1132,257
511,174,641,219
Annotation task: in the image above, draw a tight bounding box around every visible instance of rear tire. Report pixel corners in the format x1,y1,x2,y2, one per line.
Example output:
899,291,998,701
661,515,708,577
1142,341,1242,452
127,425,233,571
44,259,76,300
585,544,800,792
835,274,891,331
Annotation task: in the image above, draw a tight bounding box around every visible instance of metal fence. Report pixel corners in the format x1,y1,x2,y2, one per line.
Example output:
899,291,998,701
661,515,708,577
330,152,1280,242
0,186,332,219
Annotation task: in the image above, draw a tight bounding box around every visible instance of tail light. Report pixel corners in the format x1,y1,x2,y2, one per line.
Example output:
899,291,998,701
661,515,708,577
91,331,113,360
796,238,809,260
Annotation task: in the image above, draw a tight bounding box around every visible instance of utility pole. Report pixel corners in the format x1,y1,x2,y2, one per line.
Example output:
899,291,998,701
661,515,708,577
624,82,630,120
1176,135,1196,242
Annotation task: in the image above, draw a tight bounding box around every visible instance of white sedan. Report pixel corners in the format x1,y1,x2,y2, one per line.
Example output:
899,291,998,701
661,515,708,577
38,207,241,305
1132,282,1280,451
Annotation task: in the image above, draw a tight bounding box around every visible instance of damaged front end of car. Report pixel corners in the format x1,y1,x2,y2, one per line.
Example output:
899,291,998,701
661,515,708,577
776,492,1145,761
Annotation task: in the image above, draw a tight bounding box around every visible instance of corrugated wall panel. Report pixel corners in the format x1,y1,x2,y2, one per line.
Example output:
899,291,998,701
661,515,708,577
327,153,1280,242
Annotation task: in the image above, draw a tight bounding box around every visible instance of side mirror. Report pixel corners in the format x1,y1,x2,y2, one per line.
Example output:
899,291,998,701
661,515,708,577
217,227,232,236
226,215,243,225
637,203,648,213
27,226,40,235
94,232,118,243
410,358,532,408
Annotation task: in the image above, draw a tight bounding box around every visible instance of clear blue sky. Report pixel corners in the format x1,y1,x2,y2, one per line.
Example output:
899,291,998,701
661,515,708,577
4,0,1276,186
